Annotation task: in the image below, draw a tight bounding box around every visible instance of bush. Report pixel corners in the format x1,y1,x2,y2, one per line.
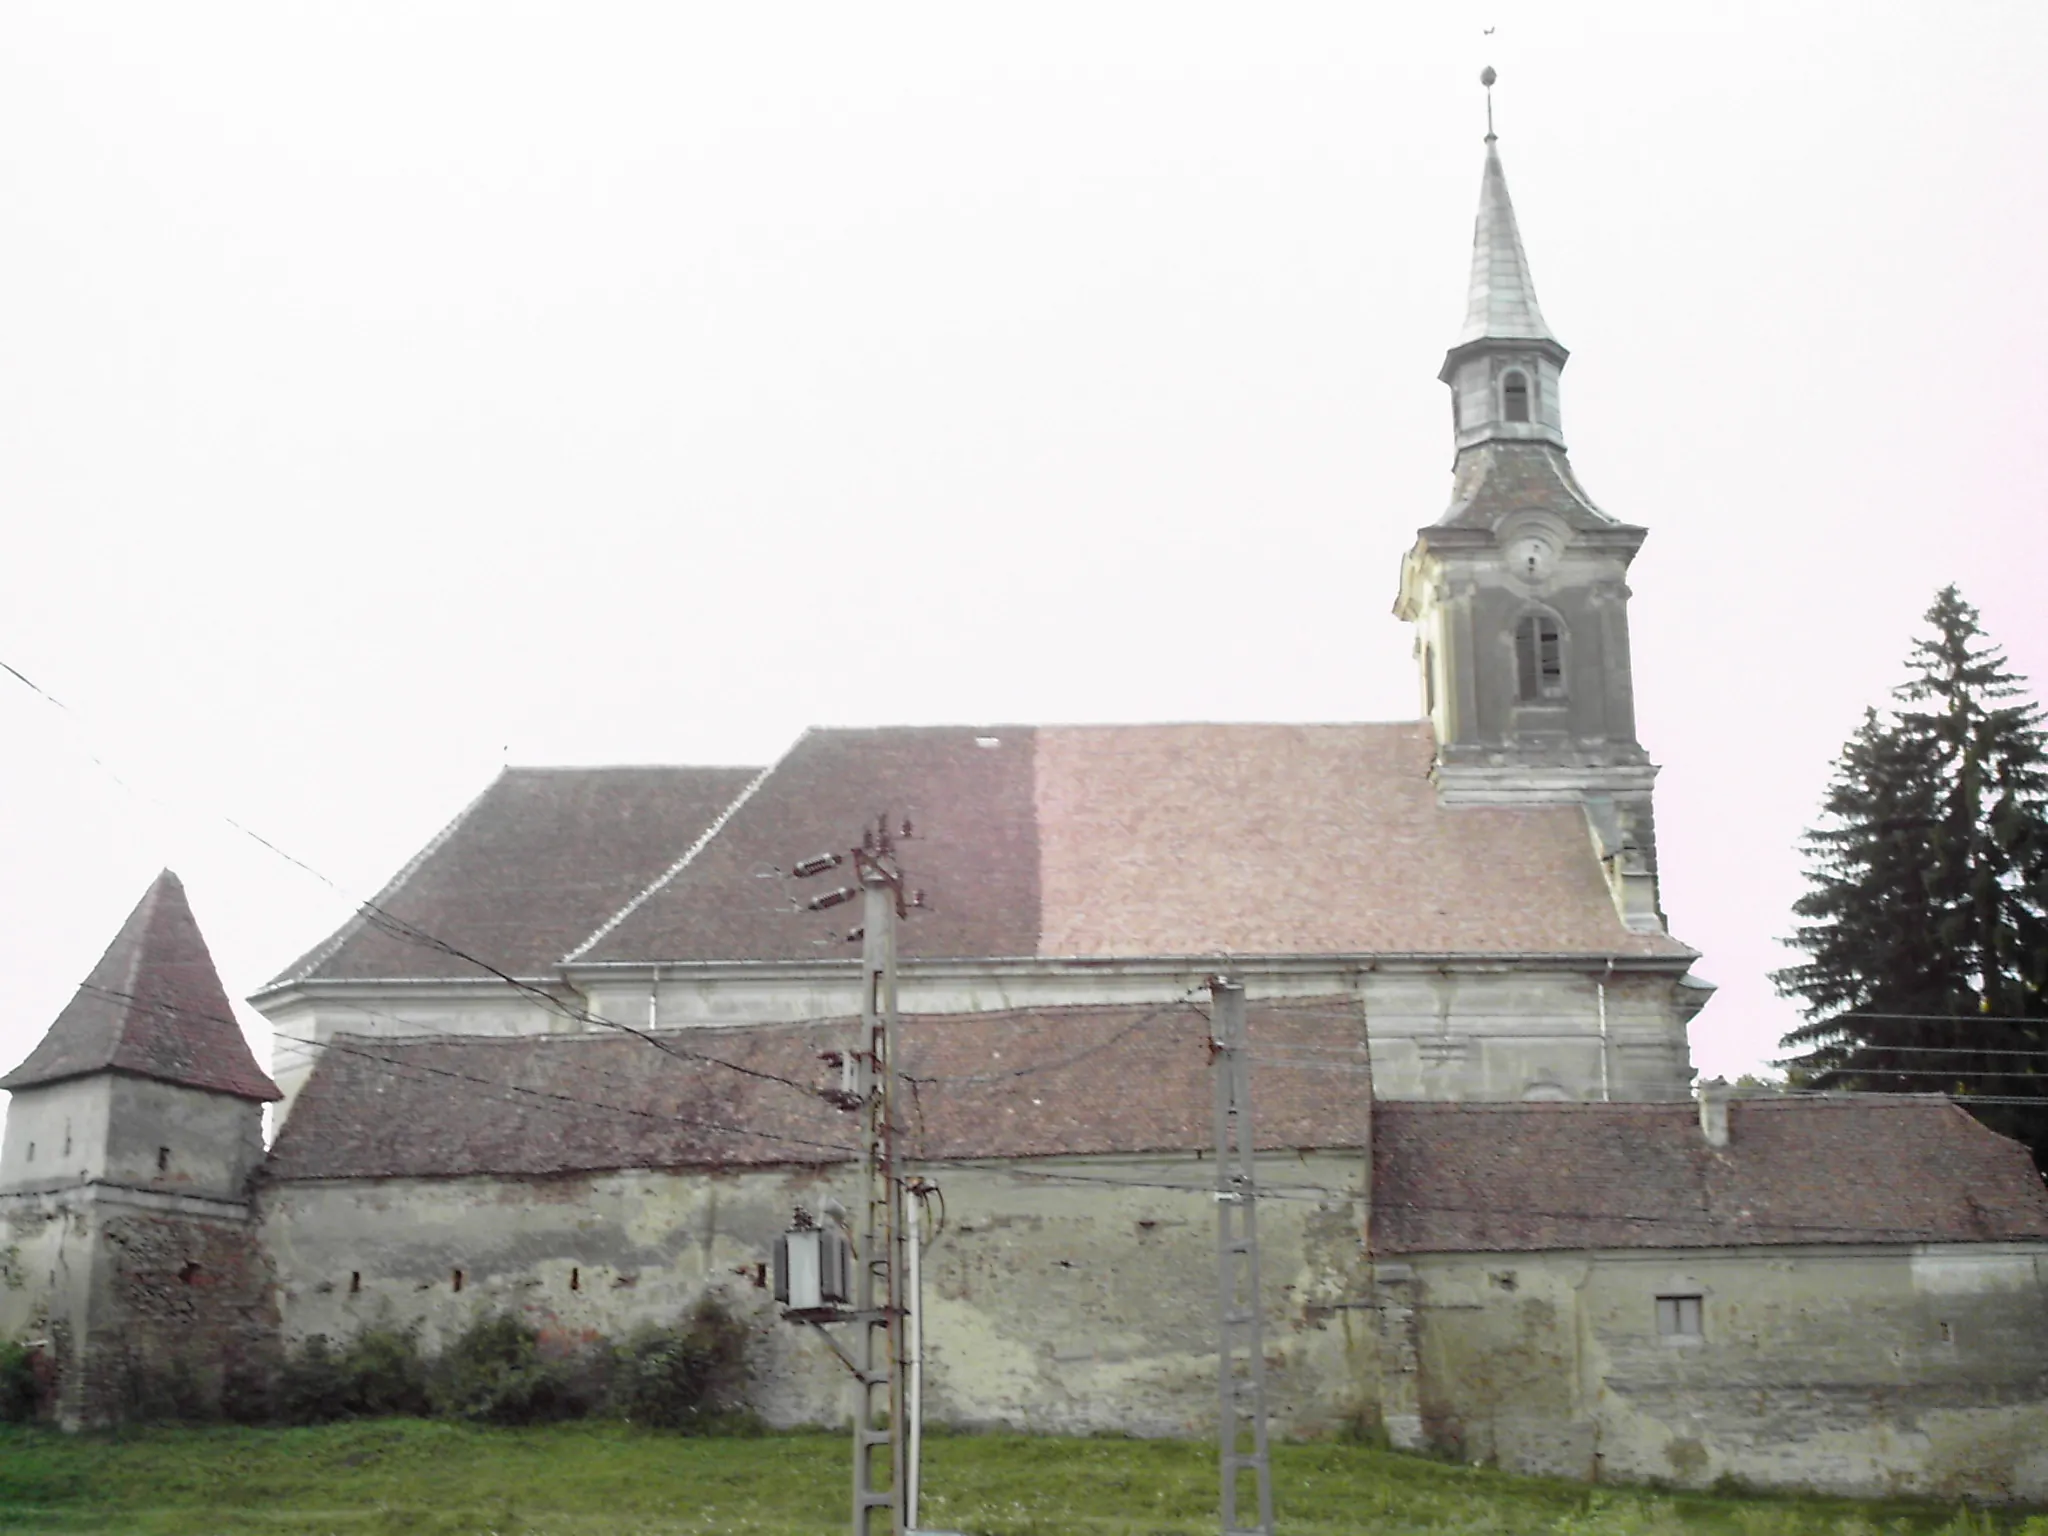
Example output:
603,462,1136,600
428,1314,584,1426
275,1295,753,1430
112,1350,213,1423
0,1341,39,1423
611,1295,752,1432
280,1324,431,1424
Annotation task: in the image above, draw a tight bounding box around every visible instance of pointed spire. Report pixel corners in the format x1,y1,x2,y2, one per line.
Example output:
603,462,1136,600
1454,71,1555,348
0,871,280,1102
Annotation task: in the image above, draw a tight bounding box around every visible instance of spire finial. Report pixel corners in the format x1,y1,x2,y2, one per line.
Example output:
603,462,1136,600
1480,65,1497,143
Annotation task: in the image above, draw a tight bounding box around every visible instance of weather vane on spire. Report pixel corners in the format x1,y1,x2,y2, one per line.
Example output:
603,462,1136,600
1481,64,1498,143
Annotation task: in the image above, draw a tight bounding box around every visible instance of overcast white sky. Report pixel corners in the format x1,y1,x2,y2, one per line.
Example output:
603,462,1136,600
3,3,2044,1093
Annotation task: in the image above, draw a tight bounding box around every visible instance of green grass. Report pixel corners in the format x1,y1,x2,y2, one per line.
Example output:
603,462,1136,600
0,1422,2042,1535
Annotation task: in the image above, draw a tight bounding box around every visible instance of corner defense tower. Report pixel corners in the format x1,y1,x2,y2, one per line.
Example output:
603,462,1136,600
1394,79,1663,932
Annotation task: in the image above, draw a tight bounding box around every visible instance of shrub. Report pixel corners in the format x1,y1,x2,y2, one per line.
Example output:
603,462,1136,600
610,1294,753,1432
428,1313,583,1426
0,1341,39,1423
112,1350,214,1423
274,1296,754,1430
279,1324,431,1424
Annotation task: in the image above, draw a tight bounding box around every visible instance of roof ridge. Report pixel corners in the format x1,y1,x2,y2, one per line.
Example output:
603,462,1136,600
502,763,763,775
561,752,787,963
112,873,161,1045
261,771,508,991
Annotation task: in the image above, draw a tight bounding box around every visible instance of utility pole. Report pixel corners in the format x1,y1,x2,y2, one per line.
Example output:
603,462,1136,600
782,820,928,1536
1211,977,1274,1536
851,834,909,1536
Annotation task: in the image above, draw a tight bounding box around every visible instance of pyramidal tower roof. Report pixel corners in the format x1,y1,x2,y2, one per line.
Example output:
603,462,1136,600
0,871,280,1102
1454,132,1556,348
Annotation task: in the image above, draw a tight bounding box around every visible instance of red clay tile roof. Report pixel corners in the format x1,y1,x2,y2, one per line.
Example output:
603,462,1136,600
270,765,760,985
273,723,1690,982
577,728,1042,965
571,722,1688,966
2,871,280,1102
262,998,1371,1180
1031,723,1682,957
1371,1098,2048,1253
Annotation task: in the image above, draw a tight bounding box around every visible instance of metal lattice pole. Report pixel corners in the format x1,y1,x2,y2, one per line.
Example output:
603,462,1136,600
1212,978,1274,1536
852,870,907,1536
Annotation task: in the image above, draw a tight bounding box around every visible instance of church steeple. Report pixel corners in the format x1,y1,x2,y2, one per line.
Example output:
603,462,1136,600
1439,103,1570,453
1394,73,1665,933
1456,136,1553,347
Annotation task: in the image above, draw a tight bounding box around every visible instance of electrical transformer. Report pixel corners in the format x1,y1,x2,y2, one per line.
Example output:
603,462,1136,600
773,1216,852,1313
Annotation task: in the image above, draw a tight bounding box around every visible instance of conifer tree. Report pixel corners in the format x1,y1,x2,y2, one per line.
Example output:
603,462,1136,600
1774,586,2048,1166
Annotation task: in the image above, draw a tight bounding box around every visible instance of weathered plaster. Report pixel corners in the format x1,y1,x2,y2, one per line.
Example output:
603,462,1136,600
1374,1245,2048,1500
258,1151,1372,1437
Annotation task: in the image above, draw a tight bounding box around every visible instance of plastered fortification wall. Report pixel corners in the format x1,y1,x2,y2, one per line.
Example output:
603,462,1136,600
0,1078,274,1425
1372,1245,2048,1500
260,1152,1372,1436
0,1079,113,1189
0,1188,277,1425
0,1077,263,1202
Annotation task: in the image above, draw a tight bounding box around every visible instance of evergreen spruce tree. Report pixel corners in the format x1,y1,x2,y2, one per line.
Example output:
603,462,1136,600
1774,586,2048,1167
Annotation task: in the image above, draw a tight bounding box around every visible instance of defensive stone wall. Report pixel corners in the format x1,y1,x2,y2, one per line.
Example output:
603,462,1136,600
1372,1245,2048,1501
2,1187,277,1426
258,1151,1373,1436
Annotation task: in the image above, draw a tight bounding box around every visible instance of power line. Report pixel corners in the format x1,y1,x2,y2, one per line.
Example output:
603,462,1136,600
1829,1011,2048,1025
2,652,846,1103
913,1160,2040,1241
72,981,860,1159
899,991,1210,1086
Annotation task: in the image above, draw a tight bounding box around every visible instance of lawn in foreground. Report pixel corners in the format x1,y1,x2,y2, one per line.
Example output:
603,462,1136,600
0,1421,2042,1536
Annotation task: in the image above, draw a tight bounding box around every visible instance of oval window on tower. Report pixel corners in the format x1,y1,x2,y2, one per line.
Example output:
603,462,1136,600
1502,370,1531,423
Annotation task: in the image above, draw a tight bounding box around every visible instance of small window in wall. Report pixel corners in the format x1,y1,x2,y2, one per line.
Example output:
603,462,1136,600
1503,370,1531,423
1515,614,1565,701
1656,1294,1703,1339
349,1272,362,1295
570,1267,580,1292
157,1147,170,1173
452,1269,465,1293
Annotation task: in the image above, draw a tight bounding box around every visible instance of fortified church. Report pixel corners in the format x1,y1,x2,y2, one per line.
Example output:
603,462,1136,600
6,112,2048,1498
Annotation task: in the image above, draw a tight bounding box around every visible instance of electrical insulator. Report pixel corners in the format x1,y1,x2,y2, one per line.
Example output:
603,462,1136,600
791,852,843,879
806,886,858,911
773,1219,853,1313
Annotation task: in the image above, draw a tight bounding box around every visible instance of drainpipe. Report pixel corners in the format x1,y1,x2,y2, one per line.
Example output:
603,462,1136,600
1597,959,1614,1103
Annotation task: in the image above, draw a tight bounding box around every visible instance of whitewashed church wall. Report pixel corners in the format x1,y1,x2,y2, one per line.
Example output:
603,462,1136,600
257,1151,1373,1437
265,988,576,1116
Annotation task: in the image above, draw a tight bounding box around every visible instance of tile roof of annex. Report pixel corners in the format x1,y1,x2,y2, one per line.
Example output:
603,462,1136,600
1370,1098,2048,1253
262,997,1371,1181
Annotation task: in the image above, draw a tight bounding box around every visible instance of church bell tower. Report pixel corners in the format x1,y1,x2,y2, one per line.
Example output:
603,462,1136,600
1394,73,1664,932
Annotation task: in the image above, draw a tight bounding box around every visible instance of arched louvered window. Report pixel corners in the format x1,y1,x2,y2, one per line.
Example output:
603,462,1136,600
1502,370,1531,423
1515,614,1564,701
